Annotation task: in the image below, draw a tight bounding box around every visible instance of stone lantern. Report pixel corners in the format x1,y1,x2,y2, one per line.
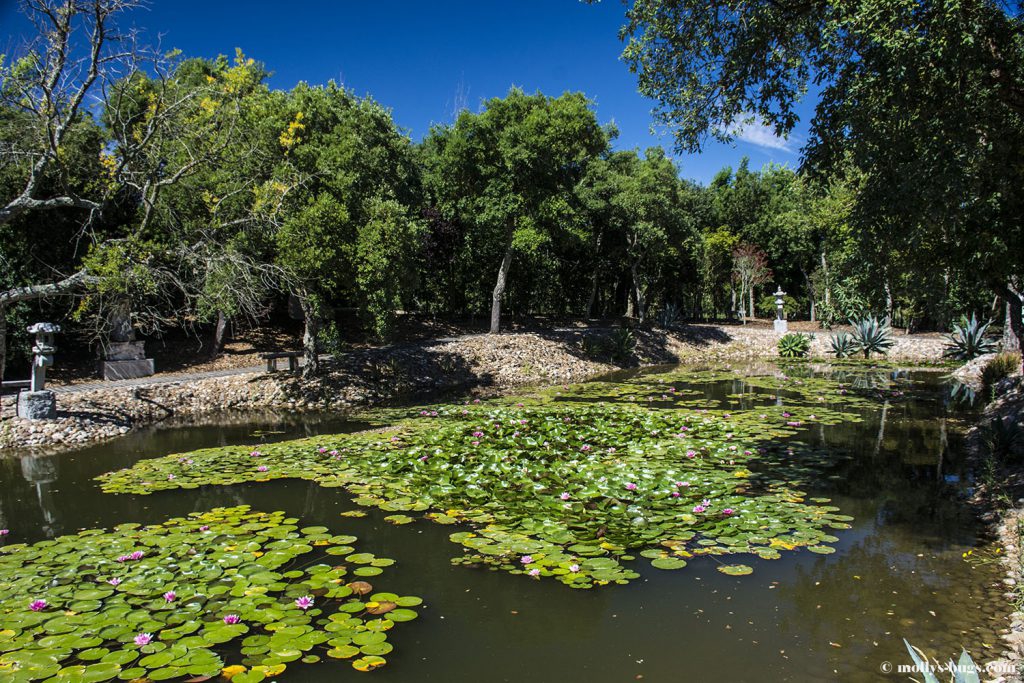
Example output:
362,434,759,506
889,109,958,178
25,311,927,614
17,322,60,419
773,287,788,334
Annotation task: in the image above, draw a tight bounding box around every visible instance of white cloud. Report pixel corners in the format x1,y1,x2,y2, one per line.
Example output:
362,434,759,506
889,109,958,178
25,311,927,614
729,118,799,153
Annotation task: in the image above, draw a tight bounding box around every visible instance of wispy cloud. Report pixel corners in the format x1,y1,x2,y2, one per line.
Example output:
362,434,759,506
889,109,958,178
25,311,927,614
729,118,799,154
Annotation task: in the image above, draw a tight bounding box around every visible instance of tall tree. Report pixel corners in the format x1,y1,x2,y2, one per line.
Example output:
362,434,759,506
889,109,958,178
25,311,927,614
422,89,607,333
609,0,1024,347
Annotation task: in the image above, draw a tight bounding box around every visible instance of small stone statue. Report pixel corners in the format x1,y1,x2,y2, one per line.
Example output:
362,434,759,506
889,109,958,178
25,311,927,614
773,288,789,334
18,322,61,420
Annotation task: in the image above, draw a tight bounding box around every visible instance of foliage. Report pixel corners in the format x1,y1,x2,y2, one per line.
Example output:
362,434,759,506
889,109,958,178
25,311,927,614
777,333,812,359
829,333,857,359
0,506,420,679
609,327,637,363
903,640,982,683
756,293,799,320
849,316,895,359
981,416,1024,463
731,243,771,319
655,302,681,329
944,314,998,361
981,352,1022,391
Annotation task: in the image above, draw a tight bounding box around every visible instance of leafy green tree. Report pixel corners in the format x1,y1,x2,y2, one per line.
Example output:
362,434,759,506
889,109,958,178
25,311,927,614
422,88,607,333
608,0,1024,347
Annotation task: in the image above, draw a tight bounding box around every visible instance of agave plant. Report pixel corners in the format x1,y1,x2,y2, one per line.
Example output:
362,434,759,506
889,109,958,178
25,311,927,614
656,302,681,329
778,332,812,358
849,315,894,359
904,639,982,683
829,332,857,358
943,313,998,360
609,327,637,363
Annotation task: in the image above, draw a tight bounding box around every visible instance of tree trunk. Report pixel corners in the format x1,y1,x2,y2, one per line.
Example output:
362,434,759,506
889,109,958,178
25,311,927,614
300,296,320,377
586,269,599,319
749,286,755,322
0,304,6,384
490,243,514,334
1004,293,1022,352
630,262,645,323
803,269,815,322
212,310,228,356
730,287,737,321
999,283,1024,364
820,251,831,307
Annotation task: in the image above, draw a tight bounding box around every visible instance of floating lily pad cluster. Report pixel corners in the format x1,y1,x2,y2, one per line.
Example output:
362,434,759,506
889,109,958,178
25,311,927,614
99,370,861,587
0,506,420,681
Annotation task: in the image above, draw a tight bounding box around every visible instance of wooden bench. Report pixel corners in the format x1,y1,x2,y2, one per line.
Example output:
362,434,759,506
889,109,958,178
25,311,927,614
1,380,30,395
261,351,303,373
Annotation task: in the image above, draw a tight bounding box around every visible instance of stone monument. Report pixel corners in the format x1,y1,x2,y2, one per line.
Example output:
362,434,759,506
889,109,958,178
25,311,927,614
100,307,154,380
17,322,60,420
773,287,789,334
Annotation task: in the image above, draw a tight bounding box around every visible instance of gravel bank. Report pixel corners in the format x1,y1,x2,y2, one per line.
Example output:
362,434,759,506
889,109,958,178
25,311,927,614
0,324,949,453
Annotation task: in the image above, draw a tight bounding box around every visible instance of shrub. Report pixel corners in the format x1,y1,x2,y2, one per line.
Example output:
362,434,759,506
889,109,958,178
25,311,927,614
609,327,637,363
849,315,894,358
981,352,1021,391
756,293,800,319
981,415,1024,463
777,333,812,358
655,302,681,329
943,313,998,360
829,332,857,358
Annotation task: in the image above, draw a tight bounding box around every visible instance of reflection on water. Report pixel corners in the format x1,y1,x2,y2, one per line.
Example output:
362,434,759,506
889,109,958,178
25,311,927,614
0,364,1009,682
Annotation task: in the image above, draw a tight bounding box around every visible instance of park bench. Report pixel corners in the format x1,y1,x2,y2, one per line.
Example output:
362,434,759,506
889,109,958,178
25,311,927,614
261,351,303,373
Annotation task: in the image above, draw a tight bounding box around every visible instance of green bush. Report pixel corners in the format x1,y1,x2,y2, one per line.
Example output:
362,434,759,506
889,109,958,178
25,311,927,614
981,351,1021,391
777,333,812,358
756,293,800,319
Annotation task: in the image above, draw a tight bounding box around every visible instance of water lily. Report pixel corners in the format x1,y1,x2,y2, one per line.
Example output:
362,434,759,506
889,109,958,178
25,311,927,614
167,474,175,480
163,591,176,602
0,529,8,536
329,450,338,456
249,450,262,457
223,614,241,624
472,431,484,438
722,508,735,516
106,577,121,586
528,568,540,578
685,450,697,459
625,482,637,491
29,599,46,611
134,633,152,646
317,447,328,453
294,596,314,610
520,555,533,565
692,504,707,514
560,492,571,501
130,551,144,560
199,525,210,532
257,465,269,472
569,564,580,573
580,444,591,452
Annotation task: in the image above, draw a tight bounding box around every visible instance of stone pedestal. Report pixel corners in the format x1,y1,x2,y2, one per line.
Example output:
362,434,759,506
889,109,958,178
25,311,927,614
18,390,56,420
100,340,155,380
774,318,789,334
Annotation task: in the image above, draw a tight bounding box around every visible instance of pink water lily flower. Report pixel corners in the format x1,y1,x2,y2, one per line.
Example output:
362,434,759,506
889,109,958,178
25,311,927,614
569,564,580,573
560,492,571,501
29,599,46,611
167,474,175,480
257,465,269,472
317,447,328,453
580,445,591,452
692,504,707,514
671,491,680,498
294,596,314,610
625,482,637,491
520,555,533,565
130,551,144,560
329,450,339,457
106,577,122,586
686,450,697,458
0,529,9,536
722,508,735,516
472,431,484,438
199,525,210,532
134,633,152,646
163,591,176,603
223,614,241,625
528,568,540,577
249,450,262,457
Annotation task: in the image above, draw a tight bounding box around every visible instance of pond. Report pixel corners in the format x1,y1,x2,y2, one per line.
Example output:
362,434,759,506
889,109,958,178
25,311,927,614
0,361,1009,682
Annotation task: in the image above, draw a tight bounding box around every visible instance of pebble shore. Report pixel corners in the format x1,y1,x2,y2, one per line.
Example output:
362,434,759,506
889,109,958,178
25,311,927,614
0,324,949,453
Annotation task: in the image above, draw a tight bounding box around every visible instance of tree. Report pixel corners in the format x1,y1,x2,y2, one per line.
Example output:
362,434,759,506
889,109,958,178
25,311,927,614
731,243,771,322
422,89,607,333
608,0,1024,347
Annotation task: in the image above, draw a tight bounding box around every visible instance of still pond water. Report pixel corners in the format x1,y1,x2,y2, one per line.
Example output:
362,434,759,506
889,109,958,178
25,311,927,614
0,363,1009,682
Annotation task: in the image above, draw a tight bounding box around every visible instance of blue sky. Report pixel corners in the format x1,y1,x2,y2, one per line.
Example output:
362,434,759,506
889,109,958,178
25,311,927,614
0,0,815,184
